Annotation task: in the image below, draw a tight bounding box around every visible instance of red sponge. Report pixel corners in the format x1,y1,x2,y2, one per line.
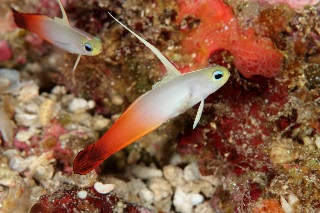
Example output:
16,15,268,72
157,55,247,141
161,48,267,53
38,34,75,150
177,0,283,78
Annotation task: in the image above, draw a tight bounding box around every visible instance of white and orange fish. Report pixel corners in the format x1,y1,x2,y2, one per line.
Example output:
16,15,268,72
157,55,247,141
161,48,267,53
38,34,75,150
12,0,102,75
73,13,230,175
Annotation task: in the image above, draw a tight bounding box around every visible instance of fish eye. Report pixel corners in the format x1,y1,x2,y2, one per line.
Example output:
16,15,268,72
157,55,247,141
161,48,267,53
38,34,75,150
213,70,224,80
84,43,93,52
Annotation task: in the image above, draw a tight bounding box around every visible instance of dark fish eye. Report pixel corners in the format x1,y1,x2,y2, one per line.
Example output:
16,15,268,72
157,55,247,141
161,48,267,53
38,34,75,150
84,43,93,52
213,70,224,80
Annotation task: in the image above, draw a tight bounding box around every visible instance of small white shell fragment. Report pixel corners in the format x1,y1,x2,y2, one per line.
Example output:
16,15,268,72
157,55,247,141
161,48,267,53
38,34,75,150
189,193,204,205
9,156,36,172
18,81,39,102
183,163,200,181
51,85,67,95
173,188,193,213
191,180,215,198
281,196,294,213
315,136,320,149
0,77,10,91
0,167,18,186
288,193,299,206
147,177,173,202
14,112,38,127
77,190,88,199
87,100,95,109
111,95,124,105
154,196,172,213
0,105,14,143
104,177,129,199
163,165,185,187
270,140,299,164
68,98,87,113
173,187,204,213
94,182,115,194
131,165,163,180
0,69,21,93
194,201,214,213
139,188,154,203
128,178,147,196
302,136,312,145
68,98,95,113
15,127,40,143
33,164,54,187
24,102,39,114
92,114,110,131
27,152,54,175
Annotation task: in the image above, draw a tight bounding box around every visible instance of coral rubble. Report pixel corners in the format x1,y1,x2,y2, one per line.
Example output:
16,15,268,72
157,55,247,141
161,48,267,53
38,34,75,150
0,0,320,212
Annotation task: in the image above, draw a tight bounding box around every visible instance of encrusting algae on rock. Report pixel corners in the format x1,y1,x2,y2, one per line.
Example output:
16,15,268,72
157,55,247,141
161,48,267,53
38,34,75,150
1,0,320,212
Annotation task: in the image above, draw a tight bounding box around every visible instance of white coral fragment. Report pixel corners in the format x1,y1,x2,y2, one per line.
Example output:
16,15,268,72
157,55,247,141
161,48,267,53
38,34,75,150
94,182,115,194
0,104,14,144
0,69,21,93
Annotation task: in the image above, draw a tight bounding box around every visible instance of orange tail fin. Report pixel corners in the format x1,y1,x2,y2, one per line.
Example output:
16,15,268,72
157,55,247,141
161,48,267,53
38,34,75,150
11,8,48,35
11,8,29,29
73,143,106,175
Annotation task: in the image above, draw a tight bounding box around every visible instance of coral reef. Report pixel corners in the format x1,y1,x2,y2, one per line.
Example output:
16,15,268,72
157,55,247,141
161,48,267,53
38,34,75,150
0,0,320,212
0,41,12,62
29,186,152,213
255,0,320,10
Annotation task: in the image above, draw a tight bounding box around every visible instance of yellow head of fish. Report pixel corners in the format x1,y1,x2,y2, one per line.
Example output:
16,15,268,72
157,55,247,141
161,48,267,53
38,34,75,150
82,36,102,56
205,66,230,87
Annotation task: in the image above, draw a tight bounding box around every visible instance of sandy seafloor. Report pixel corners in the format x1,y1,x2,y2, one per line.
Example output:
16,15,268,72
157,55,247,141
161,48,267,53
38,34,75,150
1,0,320,212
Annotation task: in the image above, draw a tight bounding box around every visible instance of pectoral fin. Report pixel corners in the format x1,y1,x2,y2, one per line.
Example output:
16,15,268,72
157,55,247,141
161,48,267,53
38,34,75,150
193,100,204,129
73,54,81,73
71,54,81,83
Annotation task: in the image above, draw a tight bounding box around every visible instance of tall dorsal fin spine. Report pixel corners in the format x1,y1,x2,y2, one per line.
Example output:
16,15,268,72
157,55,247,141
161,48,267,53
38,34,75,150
108,12,181,77
57,0,69,25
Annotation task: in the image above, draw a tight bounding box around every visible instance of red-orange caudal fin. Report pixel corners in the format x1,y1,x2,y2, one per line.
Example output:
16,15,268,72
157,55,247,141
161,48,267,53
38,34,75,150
11,8,47,32
73,143,106,175
11,8,28,29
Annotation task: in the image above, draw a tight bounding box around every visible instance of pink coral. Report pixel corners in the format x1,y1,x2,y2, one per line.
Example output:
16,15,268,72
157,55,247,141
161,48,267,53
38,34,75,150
0,40,12,62
256,0,319,10
176,0,284,78
30,186,153,213
0,11,16,35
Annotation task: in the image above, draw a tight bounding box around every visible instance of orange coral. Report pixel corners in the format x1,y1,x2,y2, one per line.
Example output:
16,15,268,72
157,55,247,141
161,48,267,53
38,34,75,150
252,199,285,213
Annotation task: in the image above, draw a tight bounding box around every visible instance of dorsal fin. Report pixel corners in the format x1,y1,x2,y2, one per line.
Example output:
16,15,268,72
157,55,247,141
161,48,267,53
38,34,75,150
152,74,177,89
54,0,70,25
108,13,181,88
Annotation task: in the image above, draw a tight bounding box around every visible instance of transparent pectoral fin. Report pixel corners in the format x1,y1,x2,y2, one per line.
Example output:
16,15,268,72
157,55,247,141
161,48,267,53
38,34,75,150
72,54,81,83
193,100,204,129
73,54,81,72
